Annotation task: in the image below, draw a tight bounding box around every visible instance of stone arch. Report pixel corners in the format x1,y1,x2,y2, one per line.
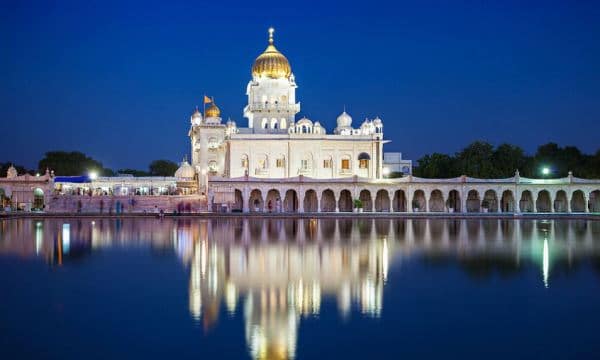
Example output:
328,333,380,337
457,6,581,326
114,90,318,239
283,189,298,212
304,189,318,212
591,190,600,212
447,189,460,212
412,190,426,212
374,190,390,212
249,189,264,212
33,188,44,211
466,190,480,212
571,190,586,212
338,189,353,212
233,189,243,212
321,189,336,212
519,190,534,213
536,190,552,212
359,189,373,212
265,189,281,213
483,190,498,212
0,187,9,209
500,190,515,212
392,190,407,212
429,189,445,212
554,190,568,212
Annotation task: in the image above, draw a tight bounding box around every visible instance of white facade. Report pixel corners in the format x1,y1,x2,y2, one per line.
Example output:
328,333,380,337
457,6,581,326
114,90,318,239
188,28,391,186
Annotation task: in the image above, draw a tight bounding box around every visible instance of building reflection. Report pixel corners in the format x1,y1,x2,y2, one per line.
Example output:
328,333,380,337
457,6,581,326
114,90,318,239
178,219,388,359
1,218,600,359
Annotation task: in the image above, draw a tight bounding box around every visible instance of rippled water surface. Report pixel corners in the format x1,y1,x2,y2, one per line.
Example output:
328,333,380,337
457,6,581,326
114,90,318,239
1,218,600,359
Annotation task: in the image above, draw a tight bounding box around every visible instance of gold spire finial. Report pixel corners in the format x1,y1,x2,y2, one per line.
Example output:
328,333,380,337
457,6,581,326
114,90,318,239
268,27,274,44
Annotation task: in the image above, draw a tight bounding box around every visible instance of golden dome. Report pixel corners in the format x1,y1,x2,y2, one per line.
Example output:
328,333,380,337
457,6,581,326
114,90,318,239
252,28,292,79
205,102,220,118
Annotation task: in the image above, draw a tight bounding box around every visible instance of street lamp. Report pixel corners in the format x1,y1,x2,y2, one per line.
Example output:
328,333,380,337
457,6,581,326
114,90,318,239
541,167,550,176
382,167,390,178
89,171,98,180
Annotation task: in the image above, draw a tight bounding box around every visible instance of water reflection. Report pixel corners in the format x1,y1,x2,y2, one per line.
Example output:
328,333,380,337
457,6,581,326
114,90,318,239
1,218,600,359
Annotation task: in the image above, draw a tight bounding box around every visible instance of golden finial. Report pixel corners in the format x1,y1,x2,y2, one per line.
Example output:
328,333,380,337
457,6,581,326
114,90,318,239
268,27,274,44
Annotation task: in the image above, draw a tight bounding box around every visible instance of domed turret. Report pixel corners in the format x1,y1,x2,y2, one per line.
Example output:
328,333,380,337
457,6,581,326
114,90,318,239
175,159,195,179
205,102,221,118
252,28,292,79
336,111,352,128
6,165,17,178
191,107,202,125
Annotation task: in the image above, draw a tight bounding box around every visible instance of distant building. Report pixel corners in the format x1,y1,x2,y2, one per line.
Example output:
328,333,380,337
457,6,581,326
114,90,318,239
383,152,412,176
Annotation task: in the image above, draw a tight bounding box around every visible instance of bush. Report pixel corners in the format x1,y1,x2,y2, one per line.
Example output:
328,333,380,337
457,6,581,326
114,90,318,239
353,199,363,209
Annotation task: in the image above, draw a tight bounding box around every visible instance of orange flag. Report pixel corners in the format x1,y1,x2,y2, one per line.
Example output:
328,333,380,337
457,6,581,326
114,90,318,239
203,95,212,104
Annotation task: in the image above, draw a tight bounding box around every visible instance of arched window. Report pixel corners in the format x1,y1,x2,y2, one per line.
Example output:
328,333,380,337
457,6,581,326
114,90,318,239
261,118,268,129
358,152,371,169
241,154,249,168
208,161,218,174
280,118,287,129
258,155,268,169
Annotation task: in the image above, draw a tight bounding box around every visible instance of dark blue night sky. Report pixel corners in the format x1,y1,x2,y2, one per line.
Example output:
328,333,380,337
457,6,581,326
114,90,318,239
2,0,599,170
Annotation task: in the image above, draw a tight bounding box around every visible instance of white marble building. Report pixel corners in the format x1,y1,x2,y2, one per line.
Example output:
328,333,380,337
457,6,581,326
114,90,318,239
189,28,388,186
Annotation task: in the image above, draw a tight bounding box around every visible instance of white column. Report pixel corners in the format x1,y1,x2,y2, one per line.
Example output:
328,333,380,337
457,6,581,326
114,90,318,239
242,189,250,213
298,191,304,213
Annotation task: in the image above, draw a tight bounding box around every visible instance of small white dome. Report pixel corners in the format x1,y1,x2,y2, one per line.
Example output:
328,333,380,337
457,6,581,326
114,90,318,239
297,117,313,125
191,108,202,119
373,117,382,125
6,165,17,178
337,111,352,128
175,160,195,179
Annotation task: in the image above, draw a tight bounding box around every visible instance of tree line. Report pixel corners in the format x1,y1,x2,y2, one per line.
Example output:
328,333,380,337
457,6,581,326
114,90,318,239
2,151,179,177
413,141,600,179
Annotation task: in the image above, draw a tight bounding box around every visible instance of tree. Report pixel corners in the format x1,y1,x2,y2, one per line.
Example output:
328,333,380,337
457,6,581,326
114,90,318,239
38,151,111,176
492,143,529,178
526,143,587,178
414,153,456,178
117,168,150,177
149,160,178,176
454,141,497,178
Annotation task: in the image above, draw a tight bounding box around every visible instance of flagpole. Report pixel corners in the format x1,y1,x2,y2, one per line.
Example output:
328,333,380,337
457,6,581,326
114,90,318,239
203,93,206,116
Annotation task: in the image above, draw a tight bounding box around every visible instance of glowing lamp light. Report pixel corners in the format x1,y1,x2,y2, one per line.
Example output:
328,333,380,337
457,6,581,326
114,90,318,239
89,171,98,180
542,167,550,176
382,167,390,176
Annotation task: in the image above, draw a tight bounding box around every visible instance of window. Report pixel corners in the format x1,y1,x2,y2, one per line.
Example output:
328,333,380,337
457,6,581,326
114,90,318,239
241,157,248,168
359,159,369,169
341,159,350,170
258,157,268,169
208,161,218,173
323,159,332,168
301,159,309,170
276,158,285,168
